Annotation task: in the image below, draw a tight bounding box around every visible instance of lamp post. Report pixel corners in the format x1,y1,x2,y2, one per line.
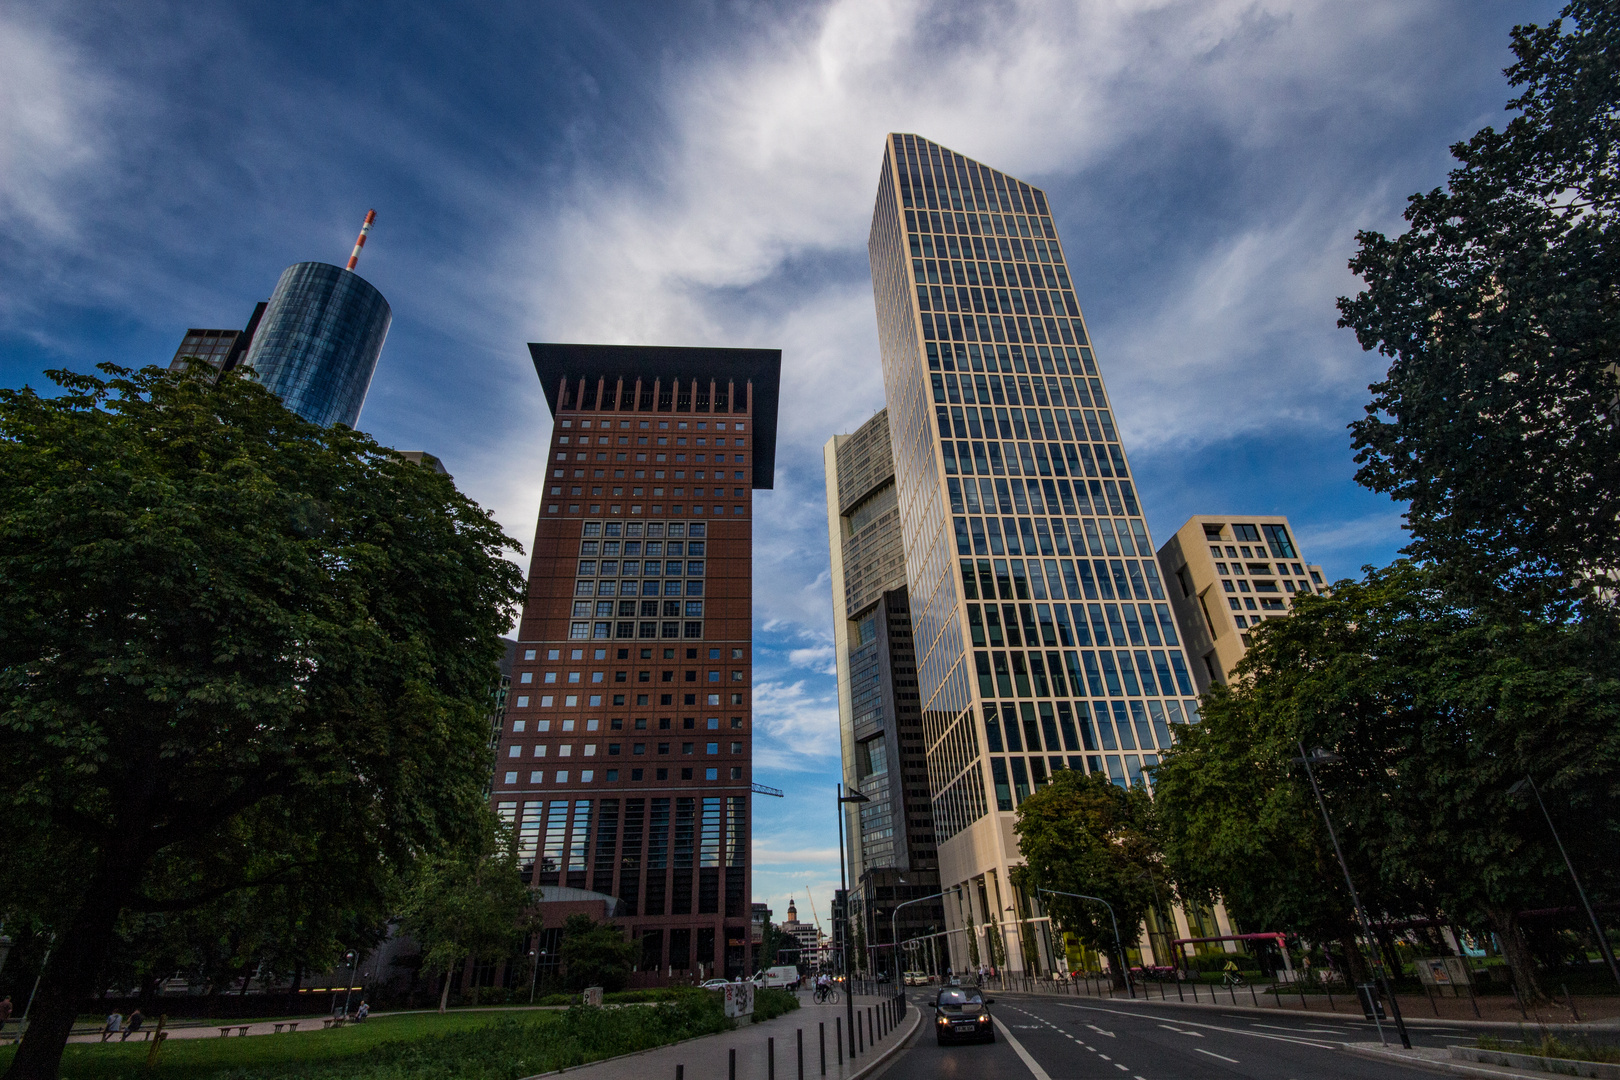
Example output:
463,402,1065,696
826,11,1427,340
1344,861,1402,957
1036,887,1134,999
528,947,548,1005
836,784,868,1056
340,951,359,1019
891,892,945,992
1294,743,1409,1049
1509,775,1620,990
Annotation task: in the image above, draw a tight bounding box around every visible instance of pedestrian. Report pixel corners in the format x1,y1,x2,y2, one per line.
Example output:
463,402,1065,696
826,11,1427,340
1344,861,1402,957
0,995,11,1037
121,1009,143,1041
356,1000,369,1022
101,1012,122,1042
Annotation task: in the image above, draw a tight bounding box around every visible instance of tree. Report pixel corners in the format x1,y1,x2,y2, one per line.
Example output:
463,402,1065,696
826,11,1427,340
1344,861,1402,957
558,914,636,992
1162,563,1620,1001
758,921,794,970
1338,1,1620,615
1011,770,1159,989
0,365,524,1078
397,813,535,1011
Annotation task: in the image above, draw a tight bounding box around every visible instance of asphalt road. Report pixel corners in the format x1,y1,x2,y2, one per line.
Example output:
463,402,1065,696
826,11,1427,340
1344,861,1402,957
877,990,1471,1079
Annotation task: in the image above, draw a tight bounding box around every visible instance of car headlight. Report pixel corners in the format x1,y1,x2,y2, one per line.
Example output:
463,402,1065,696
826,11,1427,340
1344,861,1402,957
978,1015,990,1023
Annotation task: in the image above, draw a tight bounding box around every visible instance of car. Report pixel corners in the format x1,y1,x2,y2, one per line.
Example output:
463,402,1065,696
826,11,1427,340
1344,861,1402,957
753,966,802,989
905,971,929,986
700,978,732,990
932,987,995,1045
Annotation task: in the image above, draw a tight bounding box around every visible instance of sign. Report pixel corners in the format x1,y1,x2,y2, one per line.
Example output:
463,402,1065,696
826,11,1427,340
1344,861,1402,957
582,986,603,1007
1416,957,1471,996
724,981,755,1018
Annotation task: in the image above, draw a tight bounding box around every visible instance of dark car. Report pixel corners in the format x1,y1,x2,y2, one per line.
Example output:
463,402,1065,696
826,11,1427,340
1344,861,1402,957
932,987,995,1044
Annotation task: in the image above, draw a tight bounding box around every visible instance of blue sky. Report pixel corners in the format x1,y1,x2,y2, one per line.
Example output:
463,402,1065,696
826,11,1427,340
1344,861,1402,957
0,0,1558,932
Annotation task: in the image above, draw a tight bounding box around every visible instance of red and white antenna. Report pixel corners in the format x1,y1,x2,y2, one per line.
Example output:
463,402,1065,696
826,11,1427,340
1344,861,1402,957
345,209,376,271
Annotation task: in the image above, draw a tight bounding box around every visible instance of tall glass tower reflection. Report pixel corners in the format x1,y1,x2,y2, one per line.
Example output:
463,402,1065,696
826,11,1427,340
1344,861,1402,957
240,262,391,428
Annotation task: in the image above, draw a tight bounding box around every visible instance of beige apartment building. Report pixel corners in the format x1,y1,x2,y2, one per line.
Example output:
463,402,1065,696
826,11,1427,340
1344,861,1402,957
1155,516,1327,691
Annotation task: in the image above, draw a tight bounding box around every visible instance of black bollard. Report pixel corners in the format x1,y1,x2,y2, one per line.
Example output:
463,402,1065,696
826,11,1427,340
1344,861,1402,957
768,1036,775,1080
819,1021,826,1075
797,1027,804,1080
836,1017,843,1065
729,1048,736,1080
677,1067,683,1080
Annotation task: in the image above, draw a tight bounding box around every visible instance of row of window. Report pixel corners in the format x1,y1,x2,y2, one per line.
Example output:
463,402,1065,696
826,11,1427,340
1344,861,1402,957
940,434,1126,481
920,283,1078,324
984,698,1191,754
507,740,746,758
515,688,745,708
909,216,1061,257
512,717,744,731
579,559,704,577
961,554,1166,604
568,620,705,640
953,511,1148,558
571,599,704,618
990,753,1156,809
970,601,1180,649
582,539,701,557
923,310,1081,348
582,520,705,539
895,131,1048,217
519,663,743,687
557,437,745,450
499,766,740,785
518,644,746,662
929,341,1096,378
557,417,747,434
575,581,705,599
935,367,1107,412
559,486,744,500
952,475,1138,523
974,647,1195,698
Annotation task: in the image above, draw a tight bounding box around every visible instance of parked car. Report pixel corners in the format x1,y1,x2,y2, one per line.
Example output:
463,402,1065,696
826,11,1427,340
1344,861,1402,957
932,987,995,1045
700,978,732,990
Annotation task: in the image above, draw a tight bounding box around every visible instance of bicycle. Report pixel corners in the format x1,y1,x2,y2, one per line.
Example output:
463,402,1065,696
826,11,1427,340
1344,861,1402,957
1221,970,1247,988
813,984,839,1004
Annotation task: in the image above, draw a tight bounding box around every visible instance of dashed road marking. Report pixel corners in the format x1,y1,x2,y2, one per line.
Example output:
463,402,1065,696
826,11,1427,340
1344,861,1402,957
1196,1048,1240,1063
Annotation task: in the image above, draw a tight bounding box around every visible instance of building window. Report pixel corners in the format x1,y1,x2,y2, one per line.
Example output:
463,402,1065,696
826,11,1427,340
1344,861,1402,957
570,622,590,639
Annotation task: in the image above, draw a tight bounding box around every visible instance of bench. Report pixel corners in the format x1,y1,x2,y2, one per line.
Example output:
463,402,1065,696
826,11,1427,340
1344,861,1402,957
219,1027,232,1037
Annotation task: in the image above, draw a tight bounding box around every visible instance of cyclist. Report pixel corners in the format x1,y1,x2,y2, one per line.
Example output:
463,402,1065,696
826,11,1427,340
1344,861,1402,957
1222,959,1245,986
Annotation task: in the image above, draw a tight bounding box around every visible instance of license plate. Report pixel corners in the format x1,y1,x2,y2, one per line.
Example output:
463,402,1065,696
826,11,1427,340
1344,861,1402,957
954,1023,977,1030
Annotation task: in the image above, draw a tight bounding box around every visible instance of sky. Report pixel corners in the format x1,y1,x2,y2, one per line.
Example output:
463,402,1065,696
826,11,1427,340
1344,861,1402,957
0,0,1561,935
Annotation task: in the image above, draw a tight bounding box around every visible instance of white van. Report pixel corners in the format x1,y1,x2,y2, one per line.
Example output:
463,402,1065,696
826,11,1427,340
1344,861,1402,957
754,966,802,989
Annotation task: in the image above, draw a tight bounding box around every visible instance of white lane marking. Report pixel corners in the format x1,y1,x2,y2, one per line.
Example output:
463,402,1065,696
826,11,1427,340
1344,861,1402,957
1114,1065,1129,1072
1052,1003,1338,1051
1196,1048,1241,1063
1086,1023,1116,1037
1157,1023,1203,1037
992,1017,1054,1080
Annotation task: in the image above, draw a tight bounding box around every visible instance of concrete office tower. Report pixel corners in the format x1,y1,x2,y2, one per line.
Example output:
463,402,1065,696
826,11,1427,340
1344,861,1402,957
494,343,779,984
1156,516,1327,692
865,134,1205,977
824,410,943,976
240,262,391,428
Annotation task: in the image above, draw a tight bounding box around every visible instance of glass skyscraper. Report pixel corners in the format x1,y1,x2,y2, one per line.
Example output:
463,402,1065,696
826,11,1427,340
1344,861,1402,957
866,134,1202,976
240,262,391,428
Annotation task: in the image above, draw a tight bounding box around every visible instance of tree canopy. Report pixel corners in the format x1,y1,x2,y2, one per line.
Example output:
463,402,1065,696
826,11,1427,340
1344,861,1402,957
1155,563,1620,1000
1011,769,1158,988
1338,1,1620,615
558,914,637,992
0,364,524,1079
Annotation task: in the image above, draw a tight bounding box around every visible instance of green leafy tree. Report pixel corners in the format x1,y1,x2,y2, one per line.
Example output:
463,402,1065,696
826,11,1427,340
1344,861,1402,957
1011,771,1158,989
398,812,535,1011
758,921,794,970
1165,564,1620,1000
558,914,636,992
1154,670,1380,986
1338,1,1620,614
0,365,523,1079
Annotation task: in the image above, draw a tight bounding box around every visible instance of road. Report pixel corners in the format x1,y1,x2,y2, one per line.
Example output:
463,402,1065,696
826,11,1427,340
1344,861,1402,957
876,989,1477,1079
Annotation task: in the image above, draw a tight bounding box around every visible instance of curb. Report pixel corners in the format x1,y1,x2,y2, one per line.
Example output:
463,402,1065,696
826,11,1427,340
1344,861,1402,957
998,989,1618,1034
848,1005,923,1080
1340,1042,1558,1080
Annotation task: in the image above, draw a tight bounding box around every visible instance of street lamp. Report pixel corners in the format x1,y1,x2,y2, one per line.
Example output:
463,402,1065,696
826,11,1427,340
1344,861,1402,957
891,891,945,992
1508,775,1620,990
1035,887,1134,999
836,784,868,1057
528,947,549,1005
1293,744,1409,1049
341,951,359,1019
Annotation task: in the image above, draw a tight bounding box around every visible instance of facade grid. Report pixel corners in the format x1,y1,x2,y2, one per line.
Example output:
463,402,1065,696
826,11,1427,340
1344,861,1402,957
493,344,779,983
866,133,1205,978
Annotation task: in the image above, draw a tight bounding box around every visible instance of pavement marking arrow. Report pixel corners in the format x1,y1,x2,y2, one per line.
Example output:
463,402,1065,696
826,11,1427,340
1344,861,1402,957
1157,1024,1204,1037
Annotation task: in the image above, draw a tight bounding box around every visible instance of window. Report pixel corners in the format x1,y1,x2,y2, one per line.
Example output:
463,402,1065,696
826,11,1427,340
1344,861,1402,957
1233,523,1261,542
706,742,719,754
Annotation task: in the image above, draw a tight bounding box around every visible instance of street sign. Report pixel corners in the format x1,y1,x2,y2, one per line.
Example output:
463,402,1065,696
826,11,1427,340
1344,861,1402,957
582,986,603,1007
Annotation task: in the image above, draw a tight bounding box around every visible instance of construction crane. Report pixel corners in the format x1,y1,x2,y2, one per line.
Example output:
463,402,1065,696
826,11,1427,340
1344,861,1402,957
805,887,823,934
751,782,783,798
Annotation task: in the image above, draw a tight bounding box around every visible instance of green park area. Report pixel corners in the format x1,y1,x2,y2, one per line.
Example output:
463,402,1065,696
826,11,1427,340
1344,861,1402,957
0,990,798,1080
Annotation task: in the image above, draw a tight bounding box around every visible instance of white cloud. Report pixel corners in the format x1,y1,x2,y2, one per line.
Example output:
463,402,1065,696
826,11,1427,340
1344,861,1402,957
751,678,841,767
787,645,836,674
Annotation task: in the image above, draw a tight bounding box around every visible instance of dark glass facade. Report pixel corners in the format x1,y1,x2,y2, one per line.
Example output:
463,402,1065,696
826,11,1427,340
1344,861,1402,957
241,262,391,428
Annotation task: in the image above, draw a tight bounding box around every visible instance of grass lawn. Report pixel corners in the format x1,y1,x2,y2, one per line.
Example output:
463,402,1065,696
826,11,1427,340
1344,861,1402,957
0,994,743,1080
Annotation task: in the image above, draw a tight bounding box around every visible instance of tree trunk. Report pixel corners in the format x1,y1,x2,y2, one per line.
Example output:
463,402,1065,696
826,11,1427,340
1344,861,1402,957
1485,905,1544,1004
437,965,453,1013
1335,933,1372,985
2,866,136,1080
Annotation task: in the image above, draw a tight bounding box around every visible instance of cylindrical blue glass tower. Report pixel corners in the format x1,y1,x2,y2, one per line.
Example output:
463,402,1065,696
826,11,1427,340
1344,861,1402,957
242,262,391,428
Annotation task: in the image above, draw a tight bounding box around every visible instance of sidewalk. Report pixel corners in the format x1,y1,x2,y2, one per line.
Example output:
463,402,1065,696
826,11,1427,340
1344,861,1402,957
518,995,919,1080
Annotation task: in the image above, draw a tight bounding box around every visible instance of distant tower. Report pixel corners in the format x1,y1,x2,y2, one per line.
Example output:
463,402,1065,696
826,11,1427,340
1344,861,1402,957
240,211,391,428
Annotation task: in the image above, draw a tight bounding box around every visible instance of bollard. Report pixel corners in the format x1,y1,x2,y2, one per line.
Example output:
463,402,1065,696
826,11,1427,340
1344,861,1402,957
836,1016,844,1065
797,1027,804,1080
677,1067,683,1080
819,1021,826,1075
857,1010,863,1055
768,1036,775,1080
730,1047,737,1080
